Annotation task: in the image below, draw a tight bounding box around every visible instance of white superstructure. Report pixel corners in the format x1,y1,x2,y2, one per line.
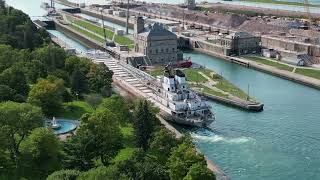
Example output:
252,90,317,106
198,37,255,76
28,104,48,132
156,66,214,127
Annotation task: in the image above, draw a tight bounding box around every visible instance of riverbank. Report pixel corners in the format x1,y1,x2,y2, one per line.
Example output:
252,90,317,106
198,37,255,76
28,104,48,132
194,48,320,90
113,78,229,180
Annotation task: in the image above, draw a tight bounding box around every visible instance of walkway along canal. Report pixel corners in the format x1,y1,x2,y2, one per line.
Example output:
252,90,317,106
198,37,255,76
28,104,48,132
6,1,320,180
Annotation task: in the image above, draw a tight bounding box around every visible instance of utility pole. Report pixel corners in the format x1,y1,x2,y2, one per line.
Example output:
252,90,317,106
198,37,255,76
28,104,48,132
100,10,107,45
50,0,55,8
126,0,129,34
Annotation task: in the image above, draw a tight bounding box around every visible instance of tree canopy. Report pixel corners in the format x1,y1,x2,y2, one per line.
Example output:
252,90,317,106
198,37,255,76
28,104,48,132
133,100,158,151
28,78,66,116
79,109,123,166
19,128,62,179
0,102,43,168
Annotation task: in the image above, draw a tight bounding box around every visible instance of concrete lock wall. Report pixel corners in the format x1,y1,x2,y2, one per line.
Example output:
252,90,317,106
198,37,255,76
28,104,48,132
261,36,320,56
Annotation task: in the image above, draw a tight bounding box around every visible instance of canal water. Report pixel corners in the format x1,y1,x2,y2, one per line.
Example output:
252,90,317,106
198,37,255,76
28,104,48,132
6,0,320,180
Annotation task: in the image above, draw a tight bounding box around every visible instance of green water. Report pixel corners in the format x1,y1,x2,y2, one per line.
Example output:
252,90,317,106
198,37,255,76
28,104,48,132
6,0,320,179
187,52,320,180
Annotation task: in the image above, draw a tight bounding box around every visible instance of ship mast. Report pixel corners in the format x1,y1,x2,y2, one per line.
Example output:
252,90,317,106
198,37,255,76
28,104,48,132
126,0,129,34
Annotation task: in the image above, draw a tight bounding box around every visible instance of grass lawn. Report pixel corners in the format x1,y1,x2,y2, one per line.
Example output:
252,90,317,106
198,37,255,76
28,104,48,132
112,124,136,163
183,69,208,83
69,24,104,43
295,68,320,80
246,56,294,72
199,85,229,98
68,16,134,47
55,101,94,119
201,69,249,100
149,67,163,77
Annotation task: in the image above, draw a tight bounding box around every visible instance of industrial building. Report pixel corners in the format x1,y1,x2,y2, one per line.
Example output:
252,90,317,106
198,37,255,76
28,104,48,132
133,16,181,64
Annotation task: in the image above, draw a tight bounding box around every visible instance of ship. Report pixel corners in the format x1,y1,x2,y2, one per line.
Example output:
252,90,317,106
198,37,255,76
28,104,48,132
154,65,215,127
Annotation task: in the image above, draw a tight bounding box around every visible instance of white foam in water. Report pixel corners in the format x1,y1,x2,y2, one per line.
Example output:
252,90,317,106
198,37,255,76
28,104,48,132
191,130,254,144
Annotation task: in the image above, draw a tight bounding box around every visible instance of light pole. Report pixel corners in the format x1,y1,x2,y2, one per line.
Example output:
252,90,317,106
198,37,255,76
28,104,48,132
126,0,129,34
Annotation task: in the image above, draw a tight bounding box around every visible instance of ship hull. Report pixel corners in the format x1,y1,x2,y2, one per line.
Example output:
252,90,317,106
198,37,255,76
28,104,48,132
159,111,214,128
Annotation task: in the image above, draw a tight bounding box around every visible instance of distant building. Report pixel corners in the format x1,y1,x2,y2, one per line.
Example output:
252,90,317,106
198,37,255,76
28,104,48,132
185,0,196,10
205,31,261,55
134,16,181,64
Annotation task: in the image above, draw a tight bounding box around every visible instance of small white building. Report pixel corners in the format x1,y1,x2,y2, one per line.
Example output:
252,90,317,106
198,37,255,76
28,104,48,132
262,49,278,58
113,10,126,17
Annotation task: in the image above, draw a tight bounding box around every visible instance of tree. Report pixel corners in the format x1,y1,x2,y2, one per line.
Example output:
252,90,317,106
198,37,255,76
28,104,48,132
87,63,113,96
27,78,65,116
0,85,20,102
77,165,128,180
98,95,130,124
79,109,123,166
85,94,103,109
47,169,80,180
183,163,216,180
133,100,157,151
62,130,96,171
167,142,207,180
25,60,48,83
0,44,19,72
70,69,88,95
34,45,66,71
0,66,29,96
149,129,179,164
0,102,43,166
65,56,91,76
19,128,61,179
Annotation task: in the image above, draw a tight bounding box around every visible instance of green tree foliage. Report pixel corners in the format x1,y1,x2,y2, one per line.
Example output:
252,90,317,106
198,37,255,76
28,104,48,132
0,66,29,96
87,63,113,96
133,100,157,151
79,109,123,166
167,141,210,180
47,169,80,180
183,163,216,180
0,5,49,49
0,85,23,102
23,60,48,83
34,45,66,71
19,128,62,179
62,130,96,171
70,69,88,95
149,129,179,164
0,44,19,72
98,95,130,124
65,56,91,76
0,102,43,166
27,78,65,116
77,165,128,180
85,94,103,109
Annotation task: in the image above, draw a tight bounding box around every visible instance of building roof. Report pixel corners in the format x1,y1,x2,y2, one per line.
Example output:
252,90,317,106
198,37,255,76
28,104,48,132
226,31,254,39
138,23,177,40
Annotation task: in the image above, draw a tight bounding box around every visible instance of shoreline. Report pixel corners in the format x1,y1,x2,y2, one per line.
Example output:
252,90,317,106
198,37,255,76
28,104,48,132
193,48,320,90
113,78,229,180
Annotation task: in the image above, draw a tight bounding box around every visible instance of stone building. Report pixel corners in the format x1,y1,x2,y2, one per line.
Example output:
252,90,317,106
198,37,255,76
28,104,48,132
205,31,261,56
134,16,180,64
